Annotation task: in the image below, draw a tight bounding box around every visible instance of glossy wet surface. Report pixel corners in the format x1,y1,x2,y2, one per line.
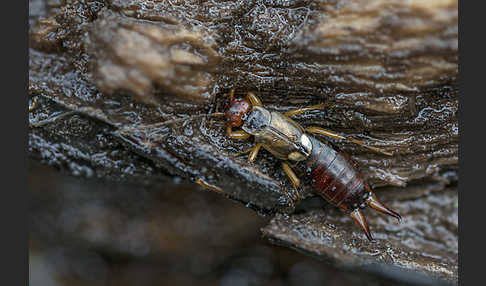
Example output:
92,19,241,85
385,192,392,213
29,0,457,284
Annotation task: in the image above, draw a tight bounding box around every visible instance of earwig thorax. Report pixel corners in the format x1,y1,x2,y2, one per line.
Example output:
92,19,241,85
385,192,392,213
243,106,271,135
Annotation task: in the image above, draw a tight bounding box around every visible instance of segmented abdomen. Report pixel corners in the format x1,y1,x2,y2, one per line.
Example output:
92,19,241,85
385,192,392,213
301,135,369,213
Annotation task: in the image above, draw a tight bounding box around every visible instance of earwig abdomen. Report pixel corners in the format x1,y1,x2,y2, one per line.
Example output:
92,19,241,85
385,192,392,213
299,136,369,214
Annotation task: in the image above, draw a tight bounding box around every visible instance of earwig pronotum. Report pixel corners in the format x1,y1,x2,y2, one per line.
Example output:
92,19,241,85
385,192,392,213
220,90,401,242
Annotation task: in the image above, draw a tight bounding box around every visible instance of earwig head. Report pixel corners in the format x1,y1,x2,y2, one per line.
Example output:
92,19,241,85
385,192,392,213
223,97,252,128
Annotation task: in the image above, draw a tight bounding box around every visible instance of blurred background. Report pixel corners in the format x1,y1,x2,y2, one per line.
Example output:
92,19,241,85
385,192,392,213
29,159,439,286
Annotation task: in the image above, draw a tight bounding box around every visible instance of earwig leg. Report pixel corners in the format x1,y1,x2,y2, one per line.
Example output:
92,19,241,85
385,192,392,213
282,162,300,188
210,112,225,118
233,147,253,157
196,178,224,194
284,103,328,117
247,92,263,107
282,162,303,202
29,97,38,111
349,209,375,242
306,126,393,156
248,143,262,163
366,193,402,222
228,89,235,100
227,125,251,140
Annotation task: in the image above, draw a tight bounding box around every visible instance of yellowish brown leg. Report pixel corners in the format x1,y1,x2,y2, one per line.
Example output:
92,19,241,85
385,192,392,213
282,162,300,188
196,178,224,194
247,92,263,107
233,147,252,157
227,125,251,140
284,103,328,117
228,89,235,100
282,162,303,202
29,97,38,111
210,112,225,118
248,143,262,163
306,126,392,156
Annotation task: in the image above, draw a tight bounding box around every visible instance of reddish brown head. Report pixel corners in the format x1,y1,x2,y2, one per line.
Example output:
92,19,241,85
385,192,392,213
224,97,252,128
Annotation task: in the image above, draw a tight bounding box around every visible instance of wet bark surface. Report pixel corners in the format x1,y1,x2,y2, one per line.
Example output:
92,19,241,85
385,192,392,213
29,0,458,284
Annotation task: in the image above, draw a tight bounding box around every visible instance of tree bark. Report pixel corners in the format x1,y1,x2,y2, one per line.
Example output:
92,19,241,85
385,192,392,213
29,0,458,283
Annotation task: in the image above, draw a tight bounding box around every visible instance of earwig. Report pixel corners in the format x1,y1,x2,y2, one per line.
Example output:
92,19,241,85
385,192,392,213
221,90,401,242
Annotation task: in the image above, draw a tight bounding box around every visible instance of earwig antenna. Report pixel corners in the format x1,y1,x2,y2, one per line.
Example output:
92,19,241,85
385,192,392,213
222,89,235,100
366,193,402,222
209,112,225,117
118,112,225,134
